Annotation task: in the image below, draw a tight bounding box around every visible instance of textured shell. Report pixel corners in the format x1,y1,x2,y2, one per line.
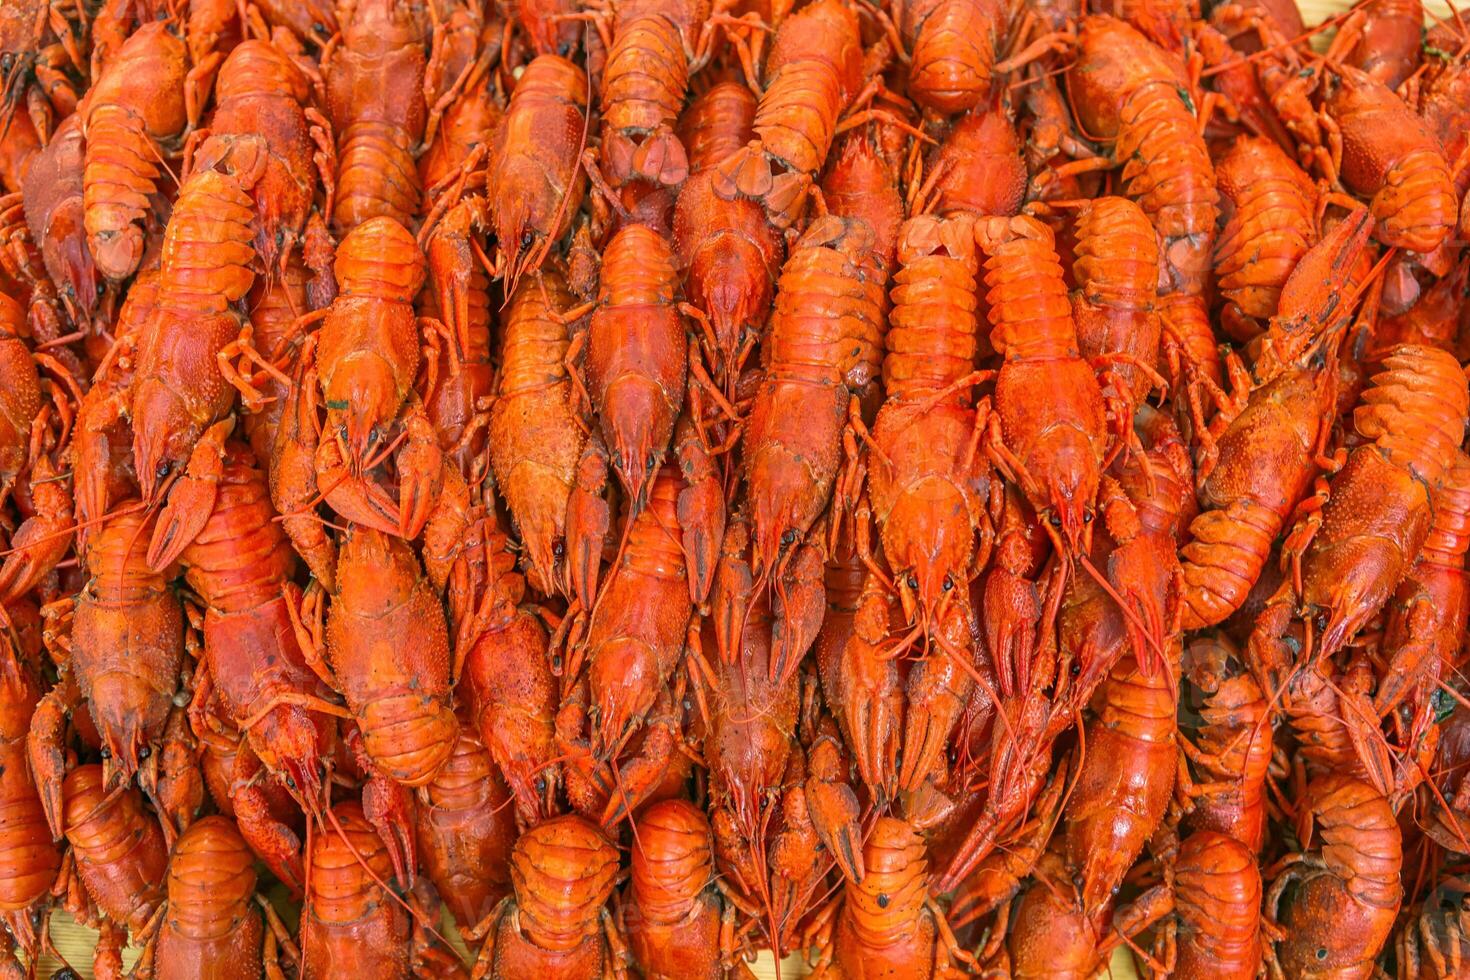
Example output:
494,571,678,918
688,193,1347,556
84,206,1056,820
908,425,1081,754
156,817,263,978
511,815,621,951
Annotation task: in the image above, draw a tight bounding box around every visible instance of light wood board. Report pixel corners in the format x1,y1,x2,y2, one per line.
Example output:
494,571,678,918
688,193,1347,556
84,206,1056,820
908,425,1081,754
35,908,1140,978
1296,0,1462,24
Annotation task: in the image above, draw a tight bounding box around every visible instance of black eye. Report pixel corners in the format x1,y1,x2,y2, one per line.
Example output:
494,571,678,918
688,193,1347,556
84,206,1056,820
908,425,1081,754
558,41,573,56
1083,510,1094,524
646,453,656,469
520,230,535,248
553,541,565,558
781,529,796,546
285,774,296,790
907,575,919,589
942,577,953,592
99,747,111,759
137,746,151,760
1317,948,1328,961
551,654,562,670
759,796,769,811
1,54,14,72
535,777,547,792
312,21,328,35
156,462,170,479
1048,514,1062,528
1070,660,1081,677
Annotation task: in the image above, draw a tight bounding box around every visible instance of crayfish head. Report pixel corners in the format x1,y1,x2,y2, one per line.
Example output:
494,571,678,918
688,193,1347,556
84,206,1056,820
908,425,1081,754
1021,420,1103,567
494,186,549,301
253,705,329,813
95,708,149,790
323,352,399,473
1041,497,1093,569
884,478,970,630
601,380,669,511
130,381,194,507
588,638,659,759
686,228,774,378
747,456,817,582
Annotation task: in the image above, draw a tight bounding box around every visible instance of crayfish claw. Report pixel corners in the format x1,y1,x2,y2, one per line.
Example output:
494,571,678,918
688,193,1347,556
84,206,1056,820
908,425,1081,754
234,779,306,898
1262,207,1374,370
806,780,865,884
345,719,418,886
146,418,233,572
599,732,676,829
709,516,754,664
0,457,73,603
772,542,825,682
361,768,418,889
26,682,72,840
394,405,446,541
565,436,611,608
676,416,726,605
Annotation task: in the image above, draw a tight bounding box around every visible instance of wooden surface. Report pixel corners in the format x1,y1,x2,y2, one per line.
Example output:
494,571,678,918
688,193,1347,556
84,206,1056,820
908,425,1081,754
1297,0,1459,24
35,908,1141,978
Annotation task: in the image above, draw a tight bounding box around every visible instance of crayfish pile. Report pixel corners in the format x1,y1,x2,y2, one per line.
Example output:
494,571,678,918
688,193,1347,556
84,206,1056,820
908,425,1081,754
7,0,1470,976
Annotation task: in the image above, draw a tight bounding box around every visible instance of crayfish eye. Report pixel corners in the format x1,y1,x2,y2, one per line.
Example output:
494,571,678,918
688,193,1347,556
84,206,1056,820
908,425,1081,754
535,776,547,793
520,230,535,248
155,462,170,480
759,796,769,811
1083,509,1094,524
558,41,573,56
907,574,919,590
137,745,151,760
285,774,296,790
1070,660,1081,678
942,576,953,592
312,22,328,35
1316,948,1328,961
1,54,14,73
98,747,111,760
552,541,565,558
1047,513,1062,528
780,529,796,547
646,453,656,470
